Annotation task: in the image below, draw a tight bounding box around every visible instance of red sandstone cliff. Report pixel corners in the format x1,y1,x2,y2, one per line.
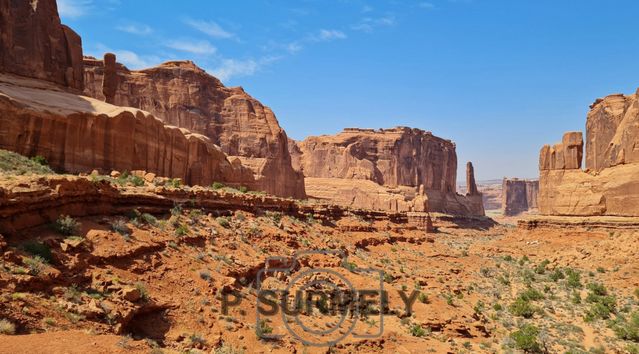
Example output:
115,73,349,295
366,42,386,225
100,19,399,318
539,89,639,216
83,56,305,198
0,0,83,90
0,0,255,188
502,178,538,216
291,127,484,215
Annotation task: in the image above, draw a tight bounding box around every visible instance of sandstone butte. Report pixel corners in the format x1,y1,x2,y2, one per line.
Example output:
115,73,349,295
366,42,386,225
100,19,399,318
502,178,539,216
83,56,305,199
289,127,485,215
539,88,639,216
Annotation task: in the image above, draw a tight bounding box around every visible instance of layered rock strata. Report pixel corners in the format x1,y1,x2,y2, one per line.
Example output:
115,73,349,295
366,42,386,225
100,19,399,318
539,89,639,216
502,178,539,216
83,56,305,198
291,127,484,215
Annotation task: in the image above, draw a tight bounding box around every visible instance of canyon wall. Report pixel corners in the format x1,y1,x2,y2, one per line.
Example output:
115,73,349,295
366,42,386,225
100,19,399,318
502,178,538,216
0,0,255,189
83,56,305,198
291,127,484,215
0,75,255,187
0,0,83,90
539,89,639,216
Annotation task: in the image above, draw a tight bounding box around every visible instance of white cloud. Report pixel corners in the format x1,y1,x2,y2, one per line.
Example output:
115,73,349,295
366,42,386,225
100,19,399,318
116,24,153,36
165,39,217,55
210,56,281,82
57,0,92,19
183,18,235,39
89,44,162,70
311,29,347,42
351,16,396,33
419,2,435,9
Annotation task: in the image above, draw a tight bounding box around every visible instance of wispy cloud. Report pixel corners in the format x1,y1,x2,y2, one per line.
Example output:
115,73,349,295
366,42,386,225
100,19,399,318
418,2,435,9
165,39,217,55
351,15,396,33
116,23,153,36
57,0,93,19
183,18,236,39
309,29,347,42
90,44,162,69
210,56,281,82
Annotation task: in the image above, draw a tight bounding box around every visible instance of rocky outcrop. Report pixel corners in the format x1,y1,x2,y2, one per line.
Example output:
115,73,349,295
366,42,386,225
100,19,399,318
0,0,83,90
83,56,304,198
292,127,484,215
0,74,254,188
586,90,639,170
539,88,639,216
502,178,539,216
466,162,478,196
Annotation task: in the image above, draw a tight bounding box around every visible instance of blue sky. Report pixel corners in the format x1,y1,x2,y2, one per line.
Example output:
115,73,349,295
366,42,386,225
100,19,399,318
59,0,639,181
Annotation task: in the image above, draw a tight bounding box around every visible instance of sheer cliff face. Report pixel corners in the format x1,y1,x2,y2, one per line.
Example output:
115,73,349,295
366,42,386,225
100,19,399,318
83,58,305,198
0,0,83,90
292,127,484,215
586,90,639,171
293,127,458,193
539,96,639,216
502,179,538,216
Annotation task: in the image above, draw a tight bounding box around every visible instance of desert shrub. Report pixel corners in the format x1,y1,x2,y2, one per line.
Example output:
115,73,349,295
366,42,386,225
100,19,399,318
0,319,16,335
583,284,616,321
265,211,282,225
534,259,550,274
217,217,231,228
0,149,54,175
519,288,545,301
213,343,245,354
111,219,131,236
188,333,207,347
565,268,582,288
256,319,273,337
611,312,639,342
549,268,565,282
199,269,211,281
170,203,183,216
211,182,225,190
510,324,542,353
23,256,46,275
130,175,144,187
238,186,248,193
166,178,182,188
418,292,429,304
55,215,80,236
474,300,485,314
23,241,52,262
140,213,158,227
502,255,514,262
174,223,190,237
409,323,428,337
30,155,48,166
135,282,149,301
509,298,538,318
493,303,503,311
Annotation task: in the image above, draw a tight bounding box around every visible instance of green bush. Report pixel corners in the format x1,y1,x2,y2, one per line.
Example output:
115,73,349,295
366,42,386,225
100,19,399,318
55,215,80,236
238,186,248,193
509,298,538,318
519,288,545,301
174,223,190,237
211,182,225,190
549,268,565,282
111,219,131,236
23,241,52,262
30,155,48,166
0,319,16,335
23,256,46,275
510,324,542,353
140,213,158,227
217,217,231,228
565,268,582,288
409,323,428,337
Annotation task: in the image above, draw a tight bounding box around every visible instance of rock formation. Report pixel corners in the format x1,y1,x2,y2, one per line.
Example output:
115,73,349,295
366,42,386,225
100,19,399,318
0,0,255,189
502,178,539,216
539,89,639,216
291,127,484,215
466,162,478,196
83,56,305,198
0,75,255,187
0,0,83,90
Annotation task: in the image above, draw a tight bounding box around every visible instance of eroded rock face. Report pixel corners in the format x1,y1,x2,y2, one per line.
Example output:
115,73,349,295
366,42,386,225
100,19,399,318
502,179,539,216
586,91,639,170
293,127,484,215
0,0,83,90
83,57,304,198
539,92,639,216
0,75,254,188
466,162,479,196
